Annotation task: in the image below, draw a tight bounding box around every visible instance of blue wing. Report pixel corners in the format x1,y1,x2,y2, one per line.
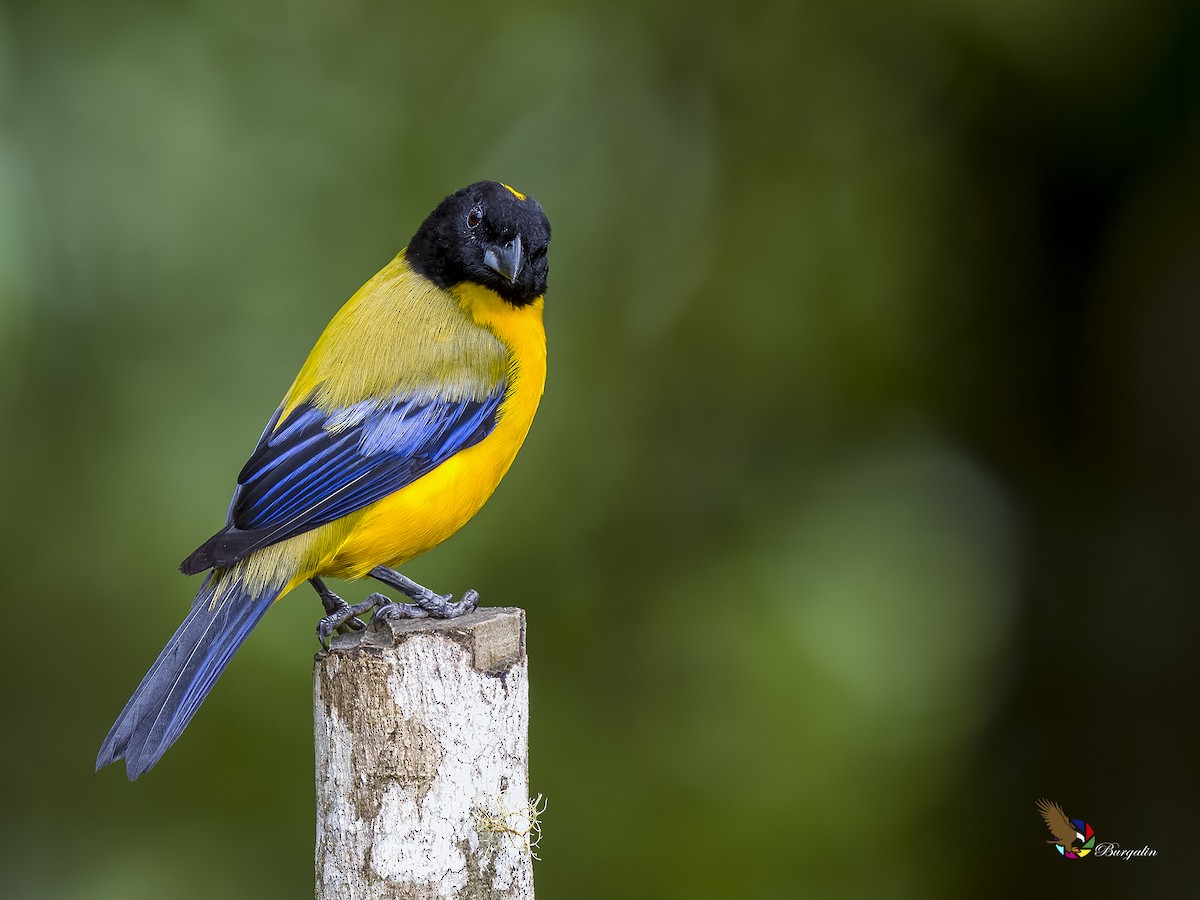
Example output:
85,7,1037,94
180,383,506,573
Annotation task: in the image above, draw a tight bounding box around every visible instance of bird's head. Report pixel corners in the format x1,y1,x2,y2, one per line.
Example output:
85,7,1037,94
406,181,551,307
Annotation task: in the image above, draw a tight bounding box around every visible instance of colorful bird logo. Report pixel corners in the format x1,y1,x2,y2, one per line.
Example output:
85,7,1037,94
1036,798,1096,858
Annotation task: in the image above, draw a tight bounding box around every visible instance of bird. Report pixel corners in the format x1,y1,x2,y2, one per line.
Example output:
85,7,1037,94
96,181,550,780
1036,798,1084,856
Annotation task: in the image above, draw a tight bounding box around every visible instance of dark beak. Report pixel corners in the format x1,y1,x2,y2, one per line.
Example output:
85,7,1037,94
483,234,523,283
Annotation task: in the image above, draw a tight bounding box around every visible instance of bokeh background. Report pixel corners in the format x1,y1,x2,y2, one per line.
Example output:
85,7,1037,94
1,0,1196,897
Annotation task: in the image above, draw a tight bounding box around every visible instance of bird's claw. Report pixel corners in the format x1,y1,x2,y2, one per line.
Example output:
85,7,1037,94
317,615,359,651
312,577,369,650
315,603,370,650
415,587,478,618
370,588,479,628
316,574,481,647
370,599,429,627
316,615,339,651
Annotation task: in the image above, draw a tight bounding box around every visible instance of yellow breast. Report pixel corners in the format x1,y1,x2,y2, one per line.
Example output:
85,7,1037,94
316,285,546,580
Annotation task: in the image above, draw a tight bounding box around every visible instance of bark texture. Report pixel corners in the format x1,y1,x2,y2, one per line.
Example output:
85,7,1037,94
315,607,532,900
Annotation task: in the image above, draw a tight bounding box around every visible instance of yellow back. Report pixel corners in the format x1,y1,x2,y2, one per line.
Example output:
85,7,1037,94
280,252,510,419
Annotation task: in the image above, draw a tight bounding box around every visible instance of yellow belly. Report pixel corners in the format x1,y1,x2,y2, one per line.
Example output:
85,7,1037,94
310,286,546,583
320,423,522,579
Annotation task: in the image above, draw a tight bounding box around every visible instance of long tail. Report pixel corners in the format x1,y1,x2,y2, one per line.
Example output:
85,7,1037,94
96,570,284,780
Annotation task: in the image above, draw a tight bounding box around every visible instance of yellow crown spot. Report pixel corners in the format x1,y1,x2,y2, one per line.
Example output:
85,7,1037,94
500,183,527,201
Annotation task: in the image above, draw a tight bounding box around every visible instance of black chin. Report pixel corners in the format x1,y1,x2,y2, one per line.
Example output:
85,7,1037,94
474,266,545,307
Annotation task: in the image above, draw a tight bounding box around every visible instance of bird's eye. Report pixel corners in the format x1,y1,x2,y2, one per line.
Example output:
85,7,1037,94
466,206,483,228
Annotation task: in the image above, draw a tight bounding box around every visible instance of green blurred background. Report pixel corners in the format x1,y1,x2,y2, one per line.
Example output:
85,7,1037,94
1,0,1195,896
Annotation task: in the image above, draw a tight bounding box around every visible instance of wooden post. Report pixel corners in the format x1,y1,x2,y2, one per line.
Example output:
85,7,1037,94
314,607,535,900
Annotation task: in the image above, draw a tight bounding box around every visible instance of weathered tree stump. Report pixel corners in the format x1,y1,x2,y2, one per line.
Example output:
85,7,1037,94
314,607,534,900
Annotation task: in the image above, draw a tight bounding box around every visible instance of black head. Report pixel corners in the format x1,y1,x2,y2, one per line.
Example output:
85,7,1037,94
406,181,551,307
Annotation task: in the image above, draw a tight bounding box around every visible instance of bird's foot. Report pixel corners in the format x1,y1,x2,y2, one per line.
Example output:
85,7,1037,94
315,569,482,647
316,611,363,650
311,577,368,650
368,565,480,619
370,588,480,626
367,593,428,628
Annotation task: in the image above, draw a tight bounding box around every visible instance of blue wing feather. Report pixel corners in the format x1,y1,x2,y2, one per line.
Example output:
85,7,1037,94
235,386,506,533
179,382,507,573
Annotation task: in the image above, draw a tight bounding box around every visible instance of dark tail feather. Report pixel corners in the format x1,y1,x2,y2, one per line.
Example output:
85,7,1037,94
96,571,282,780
